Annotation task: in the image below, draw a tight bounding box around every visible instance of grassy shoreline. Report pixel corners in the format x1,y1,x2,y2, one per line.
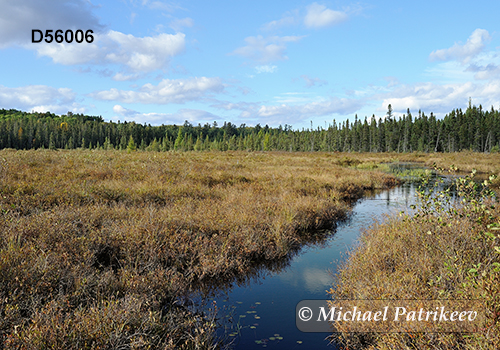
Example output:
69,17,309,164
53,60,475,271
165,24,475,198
330,168,500,349
0,149,397,349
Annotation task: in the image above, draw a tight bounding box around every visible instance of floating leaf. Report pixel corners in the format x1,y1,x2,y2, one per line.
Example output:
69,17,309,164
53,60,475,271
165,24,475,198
269,337,275,341
239,315,246,318
274,334,280,337
255,340,262,344
254,316,261,319
250,326,256,329
276,337,283,340
297,340,303,344
255,302,261,305
236,301,243,304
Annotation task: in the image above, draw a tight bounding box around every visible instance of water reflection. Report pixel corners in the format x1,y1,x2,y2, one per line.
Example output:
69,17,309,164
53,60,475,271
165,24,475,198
209,183,425,349
208,164,477,349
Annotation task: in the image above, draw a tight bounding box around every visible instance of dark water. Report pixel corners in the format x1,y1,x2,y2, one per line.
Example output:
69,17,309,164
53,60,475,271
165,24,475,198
211,181,421,349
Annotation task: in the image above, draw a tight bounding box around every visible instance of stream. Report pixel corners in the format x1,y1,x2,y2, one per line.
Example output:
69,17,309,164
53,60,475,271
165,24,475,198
211,172,425,349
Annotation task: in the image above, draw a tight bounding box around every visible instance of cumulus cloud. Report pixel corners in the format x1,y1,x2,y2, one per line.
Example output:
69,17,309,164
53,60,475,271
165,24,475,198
231,35,304,63
113,104,136,118
33,31,185,73
467,63,500,80
429,29,491,64
0,0,185,75
304,3,348,28
113,105,220,125
92,77,225,104
385,30,500,114
0,0,104,48
104,31,185,71
0,84,83,114
380,81,500,115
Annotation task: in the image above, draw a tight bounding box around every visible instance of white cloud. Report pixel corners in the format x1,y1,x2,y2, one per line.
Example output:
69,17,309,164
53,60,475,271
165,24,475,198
467,63,500,80
31,31,185,73
113,105,219,125
380,81,500,115
255,65,278,73
0,84,83,114
92,77,225,104
34,40,102,65
0,1,185,75
257,97,361,118
304,3,348,28
0,0,104,48
113,104,136,117
104,31,185,71
214,96,364,125
429,29,491,64
231,35,305,63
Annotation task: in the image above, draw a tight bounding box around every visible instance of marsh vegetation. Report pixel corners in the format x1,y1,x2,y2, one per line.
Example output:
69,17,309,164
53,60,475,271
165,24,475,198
0,149,396,349
1,149,499,349
330,168,500,349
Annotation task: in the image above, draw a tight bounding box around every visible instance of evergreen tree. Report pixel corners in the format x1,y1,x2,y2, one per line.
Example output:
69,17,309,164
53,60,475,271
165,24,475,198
127,135,136,153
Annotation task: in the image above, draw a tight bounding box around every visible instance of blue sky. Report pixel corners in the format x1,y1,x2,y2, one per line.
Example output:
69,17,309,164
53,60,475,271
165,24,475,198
1,0,500,129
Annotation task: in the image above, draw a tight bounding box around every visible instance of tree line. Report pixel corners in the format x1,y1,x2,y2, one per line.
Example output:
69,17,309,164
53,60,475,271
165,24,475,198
1,101,499,153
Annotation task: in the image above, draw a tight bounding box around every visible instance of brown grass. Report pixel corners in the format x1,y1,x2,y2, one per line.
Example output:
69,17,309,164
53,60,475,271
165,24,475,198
328,151,500,186
0,149,397,349
330,173,500,349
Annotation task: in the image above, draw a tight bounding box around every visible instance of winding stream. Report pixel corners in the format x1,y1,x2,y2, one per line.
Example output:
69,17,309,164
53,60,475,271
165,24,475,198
212,177,423,349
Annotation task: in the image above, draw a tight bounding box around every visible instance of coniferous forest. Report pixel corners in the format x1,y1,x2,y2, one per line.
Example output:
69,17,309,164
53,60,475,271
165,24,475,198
1,101,500,153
